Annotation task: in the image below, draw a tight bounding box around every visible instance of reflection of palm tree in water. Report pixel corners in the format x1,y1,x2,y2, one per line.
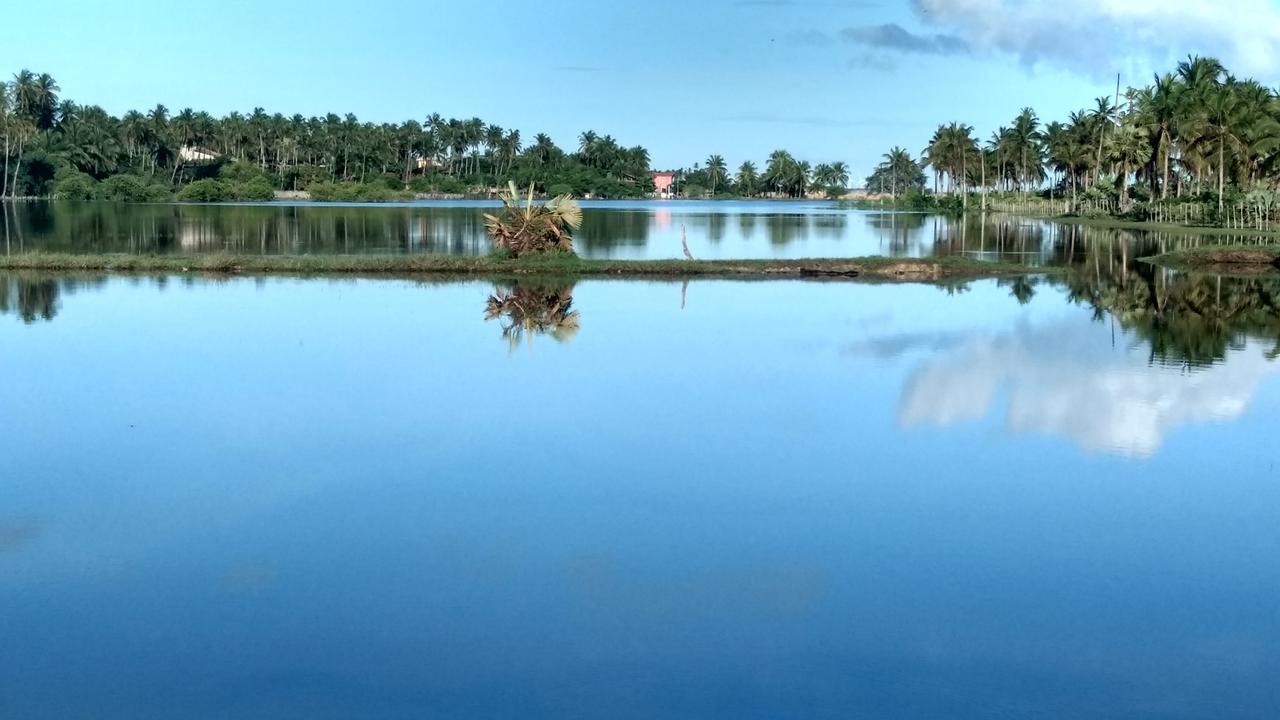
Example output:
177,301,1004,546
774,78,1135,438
1058,264,1280,366
484,281,580,351
0,275,60,323
0,273,111,325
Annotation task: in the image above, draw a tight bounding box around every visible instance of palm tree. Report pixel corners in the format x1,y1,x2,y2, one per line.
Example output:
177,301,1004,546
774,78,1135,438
829,161,850,189
764,149,797,197
736,160,758,196
1089,96,1120,183
881,147,911,198
1141,72,1180,198
705,154,727,195
1186,83,1252,213
1107,122,1151,211
0,81,11,198
1008,107,1042,192
484,182,583,256
577,130,598,166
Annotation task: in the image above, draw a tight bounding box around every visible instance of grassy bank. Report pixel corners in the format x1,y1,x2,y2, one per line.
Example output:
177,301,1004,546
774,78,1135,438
1053,215,1280,238
0,252,1048,281
1144,245,1280,271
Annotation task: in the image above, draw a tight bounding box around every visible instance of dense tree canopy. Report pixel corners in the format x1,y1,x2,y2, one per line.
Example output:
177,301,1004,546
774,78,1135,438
0,69,852,202
868,56,1280,223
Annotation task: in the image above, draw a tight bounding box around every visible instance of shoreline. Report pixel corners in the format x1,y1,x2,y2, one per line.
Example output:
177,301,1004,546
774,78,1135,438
0,253,1052,281
1143,245,1280,272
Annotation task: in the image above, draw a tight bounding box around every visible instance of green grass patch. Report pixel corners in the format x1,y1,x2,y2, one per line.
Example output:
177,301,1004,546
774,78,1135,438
1142,244,1280,270
0,252,1052,281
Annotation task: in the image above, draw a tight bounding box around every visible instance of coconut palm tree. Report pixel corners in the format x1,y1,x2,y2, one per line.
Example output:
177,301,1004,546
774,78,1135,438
1107,122,1152,210
1140,72,1181,198
1007,107,1042,192
736,160,758,196
829,161,850,189
881,146,913,198
1089,96,1120,183
1186,83,1253,213
705,154,727,195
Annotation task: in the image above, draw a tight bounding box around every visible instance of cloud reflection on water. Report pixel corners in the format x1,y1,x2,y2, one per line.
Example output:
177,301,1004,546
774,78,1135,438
894,319,1280,457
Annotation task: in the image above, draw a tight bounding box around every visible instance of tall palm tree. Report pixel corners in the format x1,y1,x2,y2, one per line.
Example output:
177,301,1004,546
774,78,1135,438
829,161,850,189
736,160,758,196
882,147,912,198
1186,83,1252,213
705,154,727,195
1089,96,1120,183
1141,72,1181,198
1107,122,1151,210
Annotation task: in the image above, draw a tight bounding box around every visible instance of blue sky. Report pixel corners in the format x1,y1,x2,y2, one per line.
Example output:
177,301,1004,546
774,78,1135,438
3,0,1279,181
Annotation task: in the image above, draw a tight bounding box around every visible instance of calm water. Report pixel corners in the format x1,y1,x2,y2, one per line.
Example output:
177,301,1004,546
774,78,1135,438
2,266,1280,718
3,199,1275,263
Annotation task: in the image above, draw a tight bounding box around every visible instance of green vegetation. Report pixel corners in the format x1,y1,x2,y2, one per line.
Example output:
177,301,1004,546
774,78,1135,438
1054,263,1280,366
485,281,580,348
671,153,850,199
1144,244,1280,269
0,69,853,203
0,252,1046,280
866,55,1280,227
305,181,412,202
484,183,583,257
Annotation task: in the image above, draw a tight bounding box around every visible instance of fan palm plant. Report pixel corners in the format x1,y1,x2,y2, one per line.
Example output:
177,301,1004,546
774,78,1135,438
483,182,583,256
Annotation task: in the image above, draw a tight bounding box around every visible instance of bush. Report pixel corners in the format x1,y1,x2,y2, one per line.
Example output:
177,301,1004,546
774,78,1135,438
218,161,270,185
306,181,410,202
96,174,172,202
178,179,234,202
546,183,573,197
238,177,276,201
53,173,97,201
409,174,467,195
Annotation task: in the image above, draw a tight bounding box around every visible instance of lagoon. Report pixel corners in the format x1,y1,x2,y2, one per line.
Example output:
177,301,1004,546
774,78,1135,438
6,199,1276,265
2,270,1279,718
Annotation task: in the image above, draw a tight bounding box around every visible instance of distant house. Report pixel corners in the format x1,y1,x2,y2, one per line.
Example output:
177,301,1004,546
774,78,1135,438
652,171,676,199
179,145,219,163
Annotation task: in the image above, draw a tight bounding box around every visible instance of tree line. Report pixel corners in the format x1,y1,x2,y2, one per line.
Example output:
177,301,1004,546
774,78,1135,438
865,56,1280,223
0,70,850,202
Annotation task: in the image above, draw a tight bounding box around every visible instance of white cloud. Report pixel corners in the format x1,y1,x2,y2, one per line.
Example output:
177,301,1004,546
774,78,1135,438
911,0,1280,79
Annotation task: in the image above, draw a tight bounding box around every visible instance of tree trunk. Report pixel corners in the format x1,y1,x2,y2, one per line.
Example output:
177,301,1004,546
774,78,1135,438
2,133,9,199
1218,140,1225,216
1161,131,1170,200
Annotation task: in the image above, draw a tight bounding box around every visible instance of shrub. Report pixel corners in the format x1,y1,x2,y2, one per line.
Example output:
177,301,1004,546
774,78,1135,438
547,183,573,197
306,181,410,202
484,182,582,257
218,161,270,184
53,173,97,201
409,174,467,195
178,179,234,202
96,174,172,202
237,177,276,201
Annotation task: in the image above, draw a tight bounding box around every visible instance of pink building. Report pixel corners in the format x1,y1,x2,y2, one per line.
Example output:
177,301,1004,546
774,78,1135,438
652,171,676,198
